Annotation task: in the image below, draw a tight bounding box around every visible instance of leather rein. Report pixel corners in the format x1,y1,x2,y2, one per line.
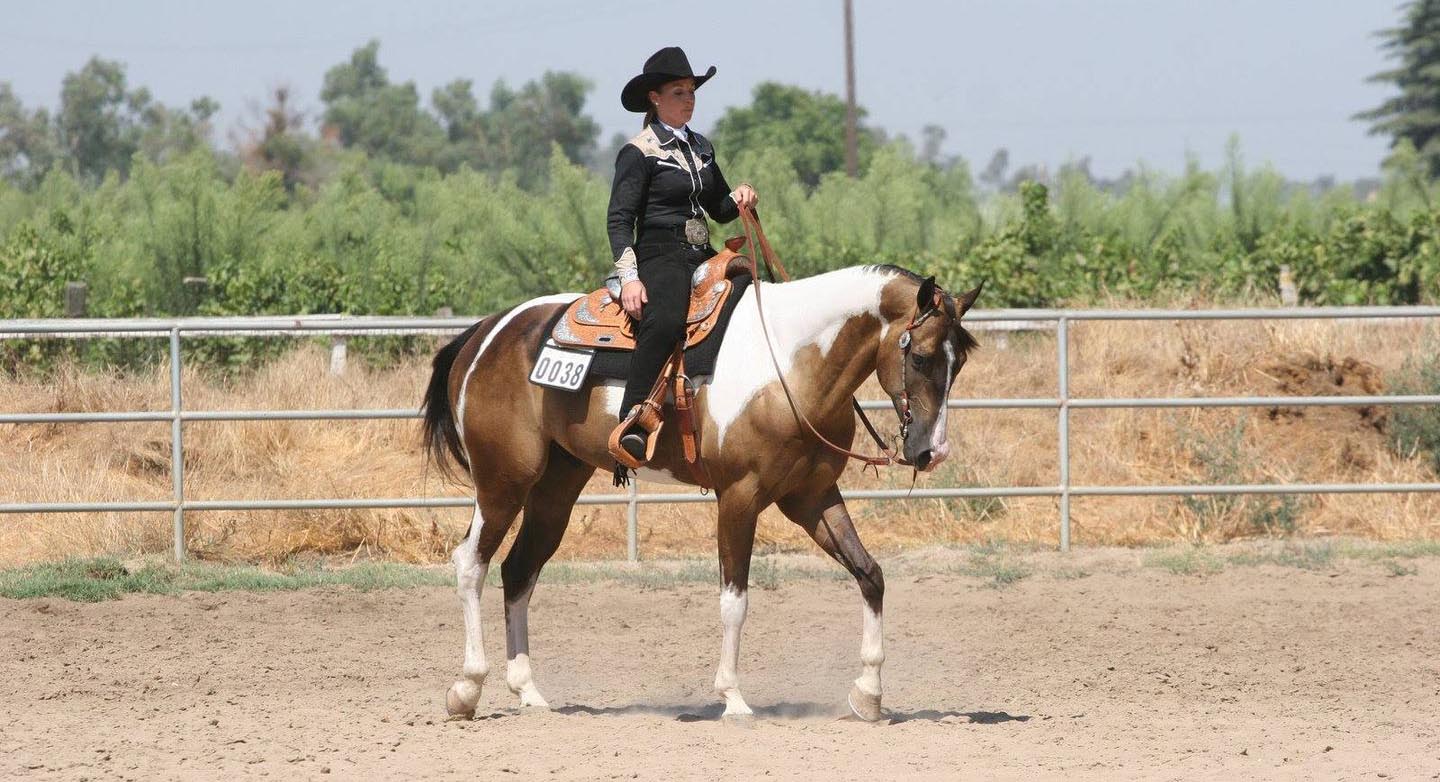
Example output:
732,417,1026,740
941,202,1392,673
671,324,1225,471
736,206,946,469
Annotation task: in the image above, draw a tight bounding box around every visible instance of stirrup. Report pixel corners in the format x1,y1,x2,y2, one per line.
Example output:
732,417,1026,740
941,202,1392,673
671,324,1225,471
608,402,663,469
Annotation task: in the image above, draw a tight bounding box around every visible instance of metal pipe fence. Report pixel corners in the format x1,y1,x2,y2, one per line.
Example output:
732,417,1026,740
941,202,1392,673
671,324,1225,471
3,307,1439,560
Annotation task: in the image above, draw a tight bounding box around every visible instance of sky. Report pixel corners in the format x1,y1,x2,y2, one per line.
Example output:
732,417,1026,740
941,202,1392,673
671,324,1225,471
0,0,1398,181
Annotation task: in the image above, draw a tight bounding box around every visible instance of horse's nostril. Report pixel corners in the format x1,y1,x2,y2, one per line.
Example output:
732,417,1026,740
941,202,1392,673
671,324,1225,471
915,450,932,471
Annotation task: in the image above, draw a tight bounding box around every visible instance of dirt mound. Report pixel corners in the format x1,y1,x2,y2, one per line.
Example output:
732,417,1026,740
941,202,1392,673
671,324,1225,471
1258,353,1387,432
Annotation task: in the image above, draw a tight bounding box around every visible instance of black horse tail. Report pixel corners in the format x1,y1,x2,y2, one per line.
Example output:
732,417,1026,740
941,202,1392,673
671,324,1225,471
422,319,485,483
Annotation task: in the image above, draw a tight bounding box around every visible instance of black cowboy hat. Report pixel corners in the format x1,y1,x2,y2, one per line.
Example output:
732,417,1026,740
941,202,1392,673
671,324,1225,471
620,46,716,112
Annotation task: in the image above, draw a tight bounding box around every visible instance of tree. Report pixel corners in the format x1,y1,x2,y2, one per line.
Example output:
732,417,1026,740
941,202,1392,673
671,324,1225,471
1357,0,1440,174
979,148,1010,192
50,57,217,182
0,84,59,188
237,86,318,190
319,41,446,166
711,82,879,187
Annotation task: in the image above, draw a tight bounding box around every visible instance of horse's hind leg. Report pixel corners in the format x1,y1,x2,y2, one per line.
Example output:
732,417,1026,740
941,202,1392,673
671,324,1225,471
777,483,886,721
446,483,528,718
501,444,594,709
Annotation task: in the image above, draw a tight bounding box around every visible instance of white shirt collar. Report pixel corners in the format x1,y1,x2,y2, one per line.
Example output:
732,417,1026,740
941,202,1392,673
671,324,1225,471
660,121,688,142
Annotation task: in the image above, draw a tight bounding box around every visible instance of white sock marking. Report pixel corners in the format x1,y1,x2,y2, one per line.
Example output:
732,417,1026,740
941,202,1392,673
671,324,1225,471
856,604,885,697
714,586,752,716
506,653,549,709
453,504,489,686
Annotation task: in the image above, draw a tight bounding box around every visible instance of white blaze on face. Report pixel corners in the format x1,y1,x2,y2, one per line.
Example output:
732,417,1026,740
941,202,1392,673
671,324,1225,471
925,339,957,466
707,268,887,447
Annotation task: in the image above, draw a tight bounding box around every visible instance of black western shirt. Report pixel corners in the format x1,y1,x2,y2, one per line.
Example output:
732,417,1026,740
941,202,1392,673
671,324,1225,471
606,122,741,284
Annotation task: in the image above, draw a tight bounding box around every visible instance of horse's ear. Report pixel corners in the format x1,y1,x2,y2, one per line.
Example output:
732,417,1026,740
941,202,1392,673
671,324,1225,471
917,276,937,310
954,280,984,318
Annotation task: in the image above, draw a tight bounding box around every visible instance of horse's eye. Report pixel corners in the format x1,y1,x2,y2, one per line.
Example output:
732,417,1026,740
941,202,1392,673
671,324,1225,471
911,353,929,370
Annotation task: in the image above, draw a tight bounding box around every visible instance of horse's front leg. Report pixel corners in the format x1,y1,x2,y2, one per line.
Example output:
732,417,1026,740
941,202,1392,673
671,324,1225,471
778,483,886,721
714,488,762,720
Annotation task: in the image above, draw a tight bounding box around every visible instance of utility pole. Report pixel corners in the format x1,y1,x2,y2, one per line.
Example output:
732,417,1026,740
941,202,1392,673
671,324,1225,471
843,0,858,178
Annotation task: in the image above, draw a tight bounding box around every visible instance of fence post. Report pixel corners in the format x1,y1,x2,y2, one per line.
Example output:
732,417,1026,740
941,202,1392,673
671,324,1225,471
1057,316,1071,552
626,478,639,562
170,326,186,562
64,282,88,317
1279,265,1298,306
329,335,348,376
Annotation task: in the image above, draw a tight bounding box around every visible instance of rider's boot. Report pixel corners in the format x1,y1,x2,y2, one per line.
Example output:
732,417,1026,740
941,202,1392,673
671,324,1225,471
619,429,648,462
610,401,663,470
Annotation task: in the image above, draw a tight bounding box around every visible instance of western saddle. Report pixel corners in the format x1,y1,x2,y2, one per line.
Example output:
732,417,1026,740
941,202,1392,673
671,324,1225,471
551,236,751,486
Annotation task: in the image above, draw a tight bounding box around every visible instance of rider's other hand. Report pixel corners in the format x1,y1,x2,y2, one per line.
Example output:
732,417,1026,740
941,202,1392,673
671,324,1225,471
732,184,758,210
621,280,647,319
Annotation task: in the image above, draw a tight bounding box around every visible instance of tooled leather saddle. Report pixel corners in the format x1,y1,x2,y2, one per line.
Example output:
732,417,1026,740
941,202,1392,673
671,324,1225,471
551,236,751,352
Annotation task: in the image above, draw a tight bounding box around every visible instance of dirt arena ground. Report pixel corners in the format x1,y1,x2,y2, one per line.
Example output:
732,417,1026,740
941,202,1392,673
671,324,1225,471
3,547,1439,780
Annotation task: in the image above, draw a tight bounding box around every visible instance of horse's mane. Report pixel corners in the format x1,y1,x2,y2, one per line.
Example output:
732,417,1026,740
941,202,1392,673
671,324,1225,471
862,264,979,357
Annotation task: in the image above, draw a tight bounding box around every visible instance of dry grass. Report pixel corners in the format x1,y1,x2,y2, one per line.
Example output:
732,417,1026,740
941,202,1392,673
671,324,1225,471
3,314,1438,567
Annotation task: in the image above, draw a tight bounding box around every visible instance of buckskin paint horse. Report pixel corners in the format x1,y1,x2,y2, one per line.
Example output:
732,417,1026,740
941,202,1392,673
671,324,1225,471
422,259,982,721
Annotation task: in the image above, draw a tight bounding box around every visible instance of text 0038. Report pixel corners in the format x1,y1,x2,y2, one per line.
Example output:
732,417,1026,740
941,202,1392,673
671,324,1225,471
529,343,594,391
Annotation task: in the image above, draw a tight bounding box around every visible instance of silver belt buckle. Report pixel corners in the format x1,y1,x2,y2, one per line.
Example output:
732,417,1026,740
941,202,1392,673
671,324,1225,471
684,217,710,245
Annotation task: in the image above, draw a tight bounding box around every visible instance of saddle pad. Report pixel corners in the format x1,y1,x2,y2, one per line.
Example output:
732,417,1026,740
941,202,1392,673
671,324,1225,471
539,274,751,382
551,250,747,351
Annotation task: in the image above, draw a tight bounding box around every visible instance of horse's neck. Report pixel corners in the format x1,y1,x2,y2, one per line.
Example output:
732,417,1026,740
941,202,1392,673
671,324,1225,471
707,267,892,447
753,267,887,407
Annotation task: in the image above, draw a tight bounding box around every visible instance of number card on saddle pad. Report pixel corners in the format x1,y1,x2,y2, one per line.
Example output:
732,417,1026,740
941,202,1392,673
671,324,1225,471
536,273,751,385
529,342,594,391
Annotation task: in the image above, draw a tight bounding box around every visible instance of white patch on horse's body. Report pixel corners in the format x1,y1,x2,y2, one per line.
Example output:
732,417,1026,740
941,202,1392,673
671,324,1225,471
706,268,888,446
855,604,884,697
455,293,582,452
714,586,752,716
446,504,489,714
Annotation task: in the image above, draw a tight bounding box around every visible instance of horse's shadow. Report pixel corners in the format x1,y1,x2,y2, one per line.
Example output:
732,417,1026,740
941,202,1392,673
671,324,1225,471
888,709,1031,724
557,702,830,721
553,703,1031,725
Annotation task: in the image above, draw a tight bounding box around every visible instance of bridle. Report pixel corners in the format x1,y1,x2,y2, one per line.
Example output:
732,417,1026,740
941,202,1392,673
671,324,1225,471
893,284,948,443
737,206,948,469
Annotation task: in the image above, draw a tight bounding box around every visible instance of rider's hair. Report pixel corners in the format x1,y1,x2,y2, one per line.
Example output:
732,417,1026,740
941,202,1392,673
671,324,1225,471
643,106,657,127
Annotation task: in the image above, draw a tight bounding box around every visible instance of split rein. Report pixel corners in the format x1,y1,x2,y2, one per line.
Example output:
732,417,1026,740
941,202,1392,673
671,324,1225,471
736,206,941,471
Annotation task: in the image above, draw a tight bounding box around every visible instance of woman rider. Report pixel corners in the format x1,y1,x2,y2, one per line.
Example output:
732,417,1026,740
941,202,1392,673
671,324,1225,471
608,46,758,464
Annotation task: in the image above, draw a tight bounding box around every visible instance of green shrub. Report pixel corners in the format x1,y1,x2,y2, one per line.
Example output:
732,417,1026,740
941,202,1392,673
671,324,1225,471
1388,348,1440,472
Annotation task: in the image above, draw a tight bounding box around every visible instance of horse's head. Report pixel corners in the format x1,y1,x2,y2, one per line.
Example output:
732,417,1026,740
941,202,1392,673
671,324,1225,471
875,275,982,471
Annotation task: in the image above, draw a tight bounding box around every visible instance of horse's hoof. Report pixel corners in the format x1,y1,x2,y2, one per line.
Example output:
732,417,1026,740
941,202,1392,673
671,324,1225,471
847,684,883,722
446,679,482,717
722,713,756,728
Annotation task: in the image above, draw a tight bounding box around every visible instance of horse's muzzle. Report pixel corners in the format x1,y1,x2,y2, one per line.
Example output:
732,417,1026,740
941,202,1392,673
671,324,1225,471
912,441,950,472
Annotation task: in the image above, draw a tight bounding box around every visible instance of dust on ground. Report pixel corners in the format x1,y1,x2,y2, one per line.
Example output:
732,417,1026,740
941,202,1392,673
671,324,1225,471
3,546,1438,780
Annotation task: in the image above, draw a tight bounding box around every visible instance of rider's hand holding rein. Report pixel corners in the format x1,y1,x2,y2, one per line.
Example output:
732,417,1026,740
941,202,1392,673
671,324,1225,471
731,183,758,211
621,184,758,319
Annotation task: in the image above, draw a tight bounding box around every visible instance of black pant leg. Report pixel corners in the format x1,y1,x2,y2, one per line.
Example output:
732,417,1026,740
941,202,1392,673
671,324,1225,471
619,250,693,417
